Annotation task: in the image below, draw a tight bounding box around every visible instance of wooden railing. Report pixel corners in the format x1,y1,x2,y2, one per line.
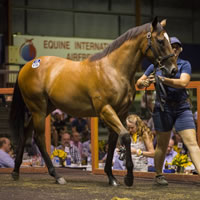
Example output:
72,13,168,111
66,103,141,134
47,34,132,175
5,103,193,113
90,81,200,182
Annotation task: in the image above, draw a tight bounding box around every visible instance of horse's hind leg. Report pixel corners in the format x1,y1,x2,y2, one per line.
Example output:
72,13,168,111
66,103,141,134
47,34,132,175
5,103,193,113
12,133,26,180
104,130,119,186
32,112,66,184
12,117,33,180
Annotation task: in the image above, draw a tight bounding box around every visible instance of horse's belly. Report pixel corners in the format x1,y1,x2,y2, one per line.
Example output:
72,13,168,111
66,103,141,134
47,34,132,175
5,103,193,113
50,97,96,117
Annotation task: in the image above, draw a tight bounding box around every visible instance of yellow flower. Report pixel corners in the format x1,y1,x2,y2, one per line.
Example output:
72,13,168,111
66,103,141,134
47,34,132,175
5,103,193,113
173,145,181,153
51,149,67,160
172,153,192,167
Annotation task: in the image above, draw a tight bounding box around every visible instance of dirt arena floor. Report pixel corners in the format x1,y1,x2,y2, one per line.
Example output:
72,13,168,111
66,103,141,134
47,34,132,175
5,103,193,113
0,168,200,200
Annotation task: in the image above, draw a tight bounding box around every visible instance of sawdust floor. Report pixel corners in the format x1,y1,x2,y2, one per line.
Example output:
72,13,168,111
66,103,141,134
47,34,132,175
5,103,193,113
0,168,200,200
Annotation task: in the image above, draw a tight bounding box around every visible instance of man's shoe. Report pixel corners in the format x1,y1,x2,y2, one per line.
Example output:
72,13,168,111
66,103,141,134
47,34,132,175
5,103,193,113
155,175,168,186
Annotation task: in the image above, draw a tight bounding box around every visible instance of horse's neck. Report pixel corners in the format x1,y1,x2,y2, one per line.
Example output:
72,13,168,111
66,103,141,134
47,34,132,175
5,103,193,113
108,35,145,81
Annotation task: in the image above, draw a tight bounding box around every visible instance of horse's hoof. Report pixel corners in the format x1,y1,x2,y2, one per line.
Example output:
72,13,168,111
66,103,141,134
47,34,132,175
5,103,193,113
124,175,134,186
56,177,66,185
109,177,120,186
11,172,19,181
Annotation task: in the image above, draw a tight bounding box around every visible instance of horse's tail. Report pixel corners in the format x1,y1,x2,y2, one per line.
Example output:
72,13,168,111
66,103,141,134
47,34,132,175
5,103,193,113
9,77,26,144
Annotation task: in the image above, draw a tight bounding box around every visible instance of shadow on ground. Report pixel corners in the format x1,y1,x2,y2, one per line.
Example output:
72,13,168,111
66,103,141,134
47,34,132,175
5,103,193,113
0,168,199,200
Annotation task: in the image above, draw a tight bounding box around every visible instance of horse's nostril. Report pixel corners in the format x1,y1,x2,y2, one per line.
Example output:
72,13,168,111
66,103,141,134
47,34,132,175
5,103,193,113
171,68,177,77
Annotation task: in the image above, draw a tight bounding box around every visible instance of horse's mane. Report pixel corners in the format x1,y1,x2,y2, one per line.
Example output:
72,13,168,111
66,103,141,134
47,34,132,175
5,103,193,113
89,22,151,62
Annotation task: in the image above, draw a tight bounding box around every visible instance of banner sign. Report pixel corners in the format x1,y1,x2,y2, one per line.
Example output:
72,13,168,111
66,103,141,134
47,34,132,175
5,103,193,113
13,35,113,64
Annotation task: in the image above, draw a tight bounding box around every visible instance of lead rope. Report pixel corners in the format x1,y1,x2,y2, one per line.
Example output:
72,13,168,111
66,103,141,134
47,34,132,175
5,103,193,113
155,75,166,112
144,71,167,113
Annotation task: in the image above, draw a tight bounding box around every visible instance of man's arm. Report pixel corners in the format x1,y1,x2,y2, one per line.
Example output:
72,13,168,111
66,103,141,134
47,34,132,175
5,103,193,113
0,154,14,168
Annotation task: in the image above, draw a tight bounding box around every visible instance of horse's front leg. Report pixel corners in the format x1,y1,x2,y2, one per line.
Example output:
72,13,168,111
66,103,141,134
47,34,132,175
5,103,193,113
120,132,134,186
99,104,134,186
104,129,119,186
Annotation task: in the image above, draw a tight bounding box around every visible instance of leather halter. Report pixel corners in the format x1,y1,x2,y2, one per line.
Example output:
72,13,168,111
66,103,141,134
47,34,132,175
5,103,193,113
145,31,174,71
144,30,174,112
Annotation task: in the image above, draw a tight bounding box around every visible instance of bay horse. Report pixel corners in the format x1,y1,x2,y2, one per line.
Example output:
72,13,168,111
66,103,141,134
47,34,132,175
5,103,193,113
9,17,177,186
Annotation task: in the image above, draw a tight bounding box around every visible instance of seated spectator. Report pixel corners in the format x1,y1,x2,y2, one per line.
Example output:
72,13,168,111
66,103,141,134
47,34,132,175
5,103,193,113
163,138,177,168
70,131,82,164
113,114,155,172
172,129,187,154
53,112,66,135
71,117,88,134
57,132,80,164
57,132,71,151
82,139,91,165
0,137,14,168
148,138,177,171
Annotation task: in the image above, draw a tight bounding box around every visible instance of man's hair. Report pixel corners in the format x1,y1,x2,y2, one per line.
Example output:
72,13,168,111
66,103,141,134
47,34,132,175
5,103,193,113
61,132,71,139
0,138,7,148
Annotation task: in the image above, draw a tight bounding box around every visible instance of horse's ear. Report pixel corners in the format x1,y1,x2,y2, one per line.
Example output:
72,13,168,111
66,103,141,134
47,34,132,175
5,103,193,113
160,19,167,27
151,16,158,31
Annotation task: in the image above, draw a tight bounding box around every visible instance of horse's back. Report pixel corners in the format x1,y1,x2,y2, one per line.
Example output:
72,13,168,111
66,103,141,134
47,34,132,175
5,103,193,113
18,56,78,89
18,56,97,116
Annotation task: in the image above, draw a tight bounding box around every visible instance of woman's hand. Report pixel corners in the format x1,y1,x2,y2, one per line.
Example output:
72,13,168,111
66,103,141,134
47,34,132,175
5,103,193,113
148,74,155,83
136,74,155,89
131,148,144,156
141,79,151,87
141,75,155,87
131,147,137,154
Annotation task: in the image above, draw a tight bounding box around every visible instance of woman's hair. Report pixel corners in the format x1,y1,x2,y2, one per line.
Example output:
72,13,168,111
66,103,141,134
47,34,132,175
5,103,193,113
126,114,153,140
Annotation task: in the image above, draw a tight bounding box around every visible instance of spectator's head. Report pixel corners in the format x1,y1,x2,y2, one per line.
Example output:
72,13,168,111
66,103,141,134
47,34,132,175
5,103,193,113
126,115,138,135
61,133,71,148
54,112,62,121
72,131,81,144
0,137,11,153
126,114,153,139
166,139,174,155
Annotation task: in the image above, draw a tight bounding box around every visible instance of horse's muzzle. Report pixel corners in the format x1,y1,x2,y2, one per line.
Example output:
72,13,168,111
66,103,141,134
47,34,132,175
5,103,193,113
162,65,177,78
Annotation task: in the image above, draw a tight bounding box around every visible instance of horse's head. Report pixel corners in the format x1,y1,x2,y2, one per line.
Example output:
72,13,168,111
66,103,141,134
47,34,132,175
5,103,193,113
143,17,177,77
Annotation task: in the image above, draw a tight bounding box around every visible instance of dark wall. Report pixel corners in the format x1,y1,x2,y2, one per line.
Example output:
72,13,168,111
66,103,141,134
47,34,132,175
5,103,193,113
0,0,200,72
1,0,200,43
181,44,200,73
0,35,4,64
